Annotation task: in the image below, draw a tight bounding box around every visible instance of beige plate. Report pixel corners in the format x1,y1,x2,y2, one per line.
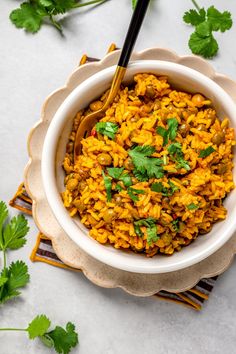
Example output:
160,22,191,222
24,48,236,296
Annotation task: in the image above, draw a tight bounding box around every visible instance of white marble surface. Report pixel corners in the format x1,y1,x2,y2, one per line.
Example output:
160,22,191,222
0,0,236,353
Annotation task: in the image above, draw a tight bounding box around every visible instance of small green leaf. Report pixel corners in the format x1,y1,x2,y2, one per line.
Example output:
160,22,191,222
95,122,119,140
46,322,79,354
27,315,51,339
127,187,145,202
10,2,43,33
107,167,124,179
207,6,233,32
2,214,29,250
199,146,215,158
183,8,206,26
147,224,159,245
102,171,112,202
187,203,199,210
189,30,219,59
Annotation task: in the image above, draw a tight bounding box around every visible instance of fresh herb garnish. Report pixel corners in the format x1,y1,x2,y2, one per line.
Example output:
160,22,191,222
172,219,180,232
156,118,179,146
127,187,145,202
199,146,215,158
168,143,190,171
0,202,30,305
95,122,119,140
107,167,132,187
151,180,179,196
187,203,199,210
133,218,159,244
10,0,108,33
128,145,164,181
0,315,79,354
183,1,233,58
102,171,112,202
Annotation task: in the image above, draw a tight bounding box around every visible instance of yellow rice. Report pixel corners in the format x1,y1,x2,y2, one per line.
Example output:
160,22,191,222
62,73,235,257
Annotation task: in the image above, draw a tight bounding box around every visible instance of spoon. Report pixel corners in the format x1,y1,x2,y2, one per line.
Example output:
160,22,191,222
73,0,151,161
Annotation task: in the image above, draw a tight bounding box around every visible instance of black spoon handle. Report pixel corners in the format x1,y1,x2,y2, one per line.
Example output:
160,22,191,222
118,0,151,68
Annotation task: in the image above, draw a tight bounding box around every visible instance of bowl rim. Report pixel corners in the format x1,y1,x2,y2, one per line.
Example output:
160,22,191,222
41,60,236,274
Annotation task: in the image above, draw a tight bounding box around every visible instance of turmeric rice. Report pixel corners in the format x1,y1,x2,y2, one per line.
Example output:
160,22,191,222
62,73,235,257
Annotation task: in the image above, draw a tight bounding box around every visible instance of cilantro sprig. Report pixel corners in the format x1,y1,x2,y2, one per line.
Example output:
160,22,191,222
151,180,179,196
10,0,108,33
199,146,215,158
128,145,164,181
133,218,159,245
0,315,79,354
183,1,233,58
0,202,30,305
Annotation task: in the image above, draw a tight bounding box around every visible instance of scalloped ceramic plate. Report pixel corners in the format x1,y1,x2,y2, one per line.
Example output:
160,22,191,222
24,48,236,296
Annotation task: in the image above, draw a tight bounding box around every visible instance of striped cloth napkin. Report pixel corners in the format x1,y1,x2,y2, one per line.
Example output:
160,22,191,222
10,183,216,311
9,44,220,310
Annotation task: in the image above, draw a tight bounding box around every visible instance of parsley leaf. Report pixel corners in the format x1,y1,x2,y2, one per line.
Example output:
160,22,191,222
133,218,159,244
95,122,119,140
128,145,164,181
102,171,112,202
207,6,233,32
27,315,51,339
199,146,215,158
127,187,145,202
187,203,199,210
0,261,30,304
168,143,190,171
1,214,29,251
156,118,178,146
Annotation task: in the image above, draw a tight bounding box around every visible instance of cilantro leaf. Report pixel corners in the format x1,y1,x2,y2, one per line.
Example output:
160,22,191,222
199,146,215,158
189,28,219,59
95,122,119,140
156,118,178,146
133,218,159,244
183,8,206,26
128,145,164,181
10,2,43,33
151,180,179,196
45,322,79,354
207,6,233,32
147,224,159,245
187,203,199,210
127,187,145,202
107,167,132,188
102,171,112,202
168,143,190,171
2,214,29,250
0,261,30,304
172,219,180,232
107,167,124,179
0,275,8,287
27,315,51,339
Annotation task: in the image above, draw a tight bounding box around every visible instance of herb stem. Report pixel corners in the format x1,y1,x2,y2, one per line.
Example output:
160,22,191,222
49,16,62,32
3,249,6,269
0,328,26,332
73,0,107,9
191,0,200,12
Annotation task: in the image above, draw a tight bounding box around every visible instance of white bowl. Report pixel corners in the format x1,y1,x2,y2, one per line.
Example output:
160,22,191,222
42,60,236,274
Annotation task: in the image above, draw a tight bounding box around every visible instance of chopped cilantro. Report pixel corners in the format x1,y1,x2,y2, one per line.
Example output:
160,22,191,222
102,171,112,202
133,218,159,244
127,187,145,202
168,143,190,171
151,180,179,196
199,146,215,158
172,219,180,232
128,145,164,181
95,122,119,140
156,118,179,146
187,203,199,210
107,167,132,187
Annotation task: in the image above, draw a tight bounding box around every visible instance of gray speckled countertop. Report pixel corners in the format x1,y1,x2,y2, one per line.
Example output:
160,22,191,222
0,1,236,353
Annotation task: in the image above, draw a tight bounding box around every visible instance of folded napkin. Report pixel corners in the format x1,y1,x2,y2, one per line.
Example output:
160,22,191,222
9,45,219,311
